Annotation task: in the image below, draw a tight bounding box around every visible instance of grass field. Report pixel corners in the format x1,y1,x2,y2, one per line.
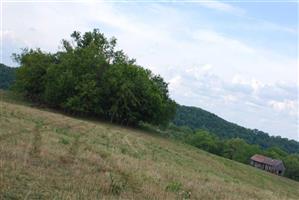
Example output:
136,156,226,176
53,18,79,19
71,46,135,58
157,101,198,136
1,92,299,199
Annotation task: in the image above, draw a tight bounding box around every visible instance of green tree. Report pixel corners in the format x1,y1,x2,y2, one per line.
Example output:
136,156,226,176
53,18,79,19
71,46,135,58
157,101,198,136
13,49,54,101
223,138,261,164
264,146,288,160
13,29,176,126
187,130,223,155
284,155,299,181
101,64,175,126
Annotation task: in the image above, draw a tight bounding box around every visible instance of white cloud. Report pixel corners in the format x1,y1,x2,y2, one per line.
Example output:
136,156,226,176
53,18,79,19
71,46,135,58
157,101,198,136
241,17,298,35
268,100,297,116
191,30,254,53
197,1,245,15
2,2,298,140
224,95,238,104
166,64,298,139
231,75,265,94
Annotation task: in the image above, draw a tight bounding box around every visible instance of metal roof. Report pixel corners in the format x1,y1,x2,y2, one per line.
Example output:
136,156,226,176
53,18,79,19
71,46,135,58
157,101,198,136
250,154,282,166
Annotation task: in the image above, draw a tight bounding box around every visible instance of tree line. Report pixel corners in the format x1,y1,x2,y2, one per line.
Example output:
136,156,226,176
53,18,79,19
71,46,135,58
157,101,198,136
186,129,299,181
174,105,299,154
142,123,299,182
12,29,176,126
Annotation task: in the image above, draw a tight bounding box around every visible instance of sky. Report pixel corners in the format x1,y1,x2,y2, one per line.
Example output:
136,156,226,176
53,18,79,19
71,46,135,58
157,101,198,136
1,0,298,140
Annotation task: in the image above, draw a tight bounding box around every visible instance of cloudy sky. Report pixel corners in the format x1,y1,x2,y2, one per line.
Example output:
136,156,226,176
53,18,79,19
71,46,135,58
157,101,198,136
1,0,298,140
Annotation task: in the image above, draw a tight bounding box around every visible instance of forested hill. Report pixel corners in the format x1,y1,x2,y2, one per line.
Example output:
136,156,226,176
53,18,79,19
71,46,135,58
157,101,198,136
0,63,16,90
173,105,299,154
1,60,298,154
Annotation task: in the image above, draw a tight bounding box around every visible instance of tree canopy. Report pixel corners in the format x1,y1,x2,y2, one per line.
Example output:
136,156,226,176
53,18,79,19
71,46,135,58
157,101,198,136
13,29,176,126
0,63,16,90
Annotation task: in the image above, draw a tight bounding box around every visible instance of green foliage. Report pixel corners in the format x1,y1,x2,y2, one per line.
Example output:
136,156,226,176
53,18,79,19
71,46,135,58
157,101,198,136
173,105,299,154
13,49,54,101
264,146,288,160
101,64,167,125
186,130,223,155
185,130,261,164
0,63,16,90
13,29,175,126
222,138,261,164
263,150,299,181
284,155,299,181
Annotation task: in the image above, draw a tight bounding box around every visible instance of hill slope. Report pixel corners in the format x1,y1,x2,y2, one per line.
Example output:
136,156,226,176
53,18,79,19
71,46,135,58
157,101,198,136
2,65,297,154
0,64,16,90
1,95,299,199
173,105,299,153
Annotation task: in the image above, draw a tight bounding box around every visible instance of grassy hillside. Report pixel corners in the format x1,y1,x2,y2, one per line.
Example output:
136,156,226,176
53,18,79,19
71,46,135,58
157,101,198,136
1,94,299,199
174,105,299,154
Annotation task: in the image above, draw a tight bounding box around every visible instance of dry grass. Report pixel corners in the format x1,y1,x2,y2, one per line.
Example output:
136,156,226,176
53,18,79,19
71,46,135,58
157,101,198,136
1,94,299,199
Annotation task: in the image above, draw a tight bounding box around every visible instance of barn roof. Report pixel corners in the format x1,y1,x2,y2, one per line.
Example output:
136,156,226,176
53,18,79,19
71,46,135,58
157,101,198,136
250,154,282,166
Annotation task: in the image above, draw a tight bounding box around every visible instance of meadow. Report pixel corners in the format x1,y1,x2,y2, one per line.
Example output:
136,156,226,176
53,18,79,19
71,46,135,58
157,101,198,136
1,91,299,200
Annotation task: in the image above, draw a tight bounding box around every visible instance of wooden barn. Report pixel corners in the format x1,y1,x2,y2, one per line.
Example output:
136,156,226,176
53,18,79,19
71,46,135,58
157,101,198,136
250,154,285,176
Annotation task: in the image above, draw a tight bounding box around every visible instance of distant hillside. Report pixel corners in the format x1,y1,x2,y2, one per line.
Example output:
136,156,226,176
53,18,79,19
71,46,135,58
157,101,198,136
0,63,16,90
173,105,299,154
1,95,299,199
3,62,298,154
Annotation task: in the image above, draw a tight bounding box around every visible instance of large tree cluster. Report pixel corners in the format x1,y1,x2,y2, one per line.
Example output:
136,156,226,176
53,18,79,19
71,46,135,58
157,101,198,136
13,29,176,126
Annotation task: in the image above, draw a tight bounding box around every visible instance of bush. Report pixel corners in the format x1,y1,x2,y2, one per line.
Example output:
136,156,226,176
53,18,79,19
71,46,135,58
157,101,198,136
13,29,176,127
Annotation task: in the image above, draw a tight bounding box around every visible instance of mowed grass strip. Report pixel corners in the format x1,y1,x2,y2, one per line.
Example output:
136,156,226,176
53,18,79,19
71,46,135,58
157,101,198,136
1,99,299,200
